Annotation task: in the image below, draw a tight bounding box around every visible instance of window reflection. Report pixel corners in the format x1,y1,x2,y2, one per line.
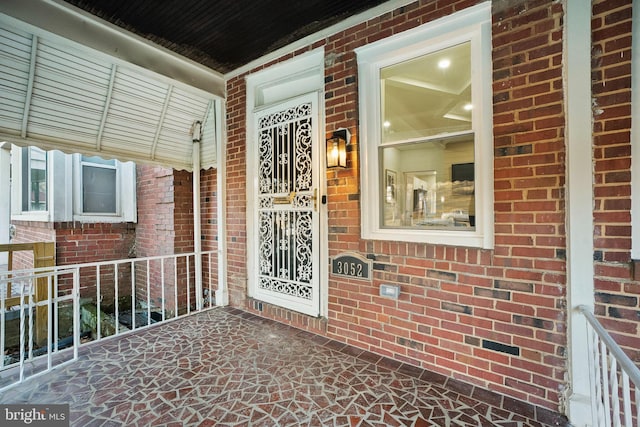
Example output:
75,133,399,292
381,135,475,230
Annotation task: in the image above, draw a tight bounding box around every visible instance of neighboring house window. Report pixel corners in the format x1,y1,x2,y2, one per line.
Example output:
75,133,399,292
81,155,117,214
21,146,47,212
356,3,493,248
73,154,137,222
11,146,136,222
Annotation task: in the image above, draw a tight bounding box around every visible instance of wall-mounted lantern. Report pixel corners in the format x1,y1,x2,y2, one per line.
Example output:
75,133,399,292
326,129,349,168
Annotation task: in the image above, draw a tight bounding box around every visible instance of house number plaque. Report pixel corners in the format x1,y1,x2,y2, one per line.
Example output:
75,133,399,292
331,252,372,281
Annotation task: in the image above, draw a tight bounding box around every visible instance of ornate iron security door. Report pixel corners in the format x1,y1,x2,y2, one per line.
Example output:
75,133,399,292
253,94,320,316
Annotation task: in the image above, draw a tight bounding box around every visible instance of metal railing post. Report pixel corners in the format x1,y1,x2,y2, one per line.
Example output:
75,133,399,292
1,251,216,391
579,305,640,427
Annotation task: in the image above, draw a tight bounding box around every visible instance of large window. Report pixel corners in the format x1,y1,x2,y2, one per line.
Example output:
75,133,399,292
21,146,47,212
357,3,493,248
381,42,475,230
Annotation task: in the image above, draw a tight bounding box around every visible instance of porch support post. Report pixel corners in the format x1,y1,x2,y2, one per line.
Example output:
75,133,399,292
215,101,229,306
631,0,640,258
193,138,203,310
564,0,594,424
0,143,10,265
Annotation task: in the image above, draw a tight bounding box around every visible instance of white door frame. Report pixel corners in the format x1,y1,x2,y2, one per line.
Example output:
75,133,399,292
245,49,328,317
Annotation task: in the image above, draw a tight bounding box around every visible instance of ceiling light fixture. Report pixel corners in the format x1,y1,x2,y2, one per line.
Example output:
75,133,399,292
438,59,451,69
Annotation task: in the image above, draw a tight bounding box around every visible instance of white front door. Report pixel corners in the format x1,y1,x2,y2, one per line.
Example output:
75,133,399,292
251,93,321,316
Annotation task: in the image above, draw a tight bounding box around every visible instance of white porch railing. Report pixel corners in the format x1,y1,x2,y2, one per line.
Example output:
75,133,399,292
580,305,640,427
0,267,80,392
1,251,217,391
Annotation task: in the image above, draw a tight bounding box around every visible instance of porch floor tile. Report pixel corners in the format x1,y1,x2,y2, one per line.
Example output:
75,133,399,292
0,307,569,426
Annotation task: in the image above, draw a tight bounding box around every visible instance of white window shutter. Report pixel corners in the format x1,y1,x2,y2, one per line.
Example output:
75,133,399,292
120,161,137,223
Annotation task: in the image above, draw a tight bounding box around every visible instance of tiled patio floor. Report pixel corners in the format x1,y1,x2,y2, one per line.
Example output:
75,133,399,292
1,307,570,426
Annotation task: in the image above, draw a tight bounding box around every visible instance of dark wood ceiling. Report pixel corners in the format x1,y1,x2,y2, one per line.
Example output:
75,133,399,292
62,0,390,74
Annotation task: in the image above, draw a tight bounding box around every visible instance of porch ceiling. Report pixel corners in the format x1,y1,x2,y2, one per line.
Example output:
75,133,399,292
0,0,392,169
60,0,392,75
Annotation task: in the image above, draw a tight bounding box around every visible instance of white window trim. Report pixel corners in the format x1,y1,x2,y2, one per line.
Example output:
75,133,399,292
71,154,137,223
76,155,119,216
10,144,53,222
245,48,328,316
356,2,493,249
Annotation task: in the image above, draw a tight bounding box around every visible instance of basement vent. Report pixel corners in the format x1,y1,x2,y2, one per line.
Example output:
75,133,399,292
482,339,520,356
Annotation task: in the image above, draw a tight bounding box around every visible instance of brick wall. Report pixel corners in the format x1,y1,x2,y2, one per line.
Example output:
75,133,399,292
56,221,135,301
170,170,195,312
10,220,55,270
592,0,639,362
11,220,135,301
55,222,135,265
135,164,172,310
173,170,195,255
226,0,570,413
489,2,566,409
135,165,196,313
225,75,249,306
136,164,176,258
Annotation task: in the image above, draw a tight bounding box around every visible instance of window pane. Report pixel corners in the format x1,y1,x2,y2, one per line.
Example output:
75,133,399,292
381,42,472,144
381,134,475,230
21,147,47,211
83,166,116,213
